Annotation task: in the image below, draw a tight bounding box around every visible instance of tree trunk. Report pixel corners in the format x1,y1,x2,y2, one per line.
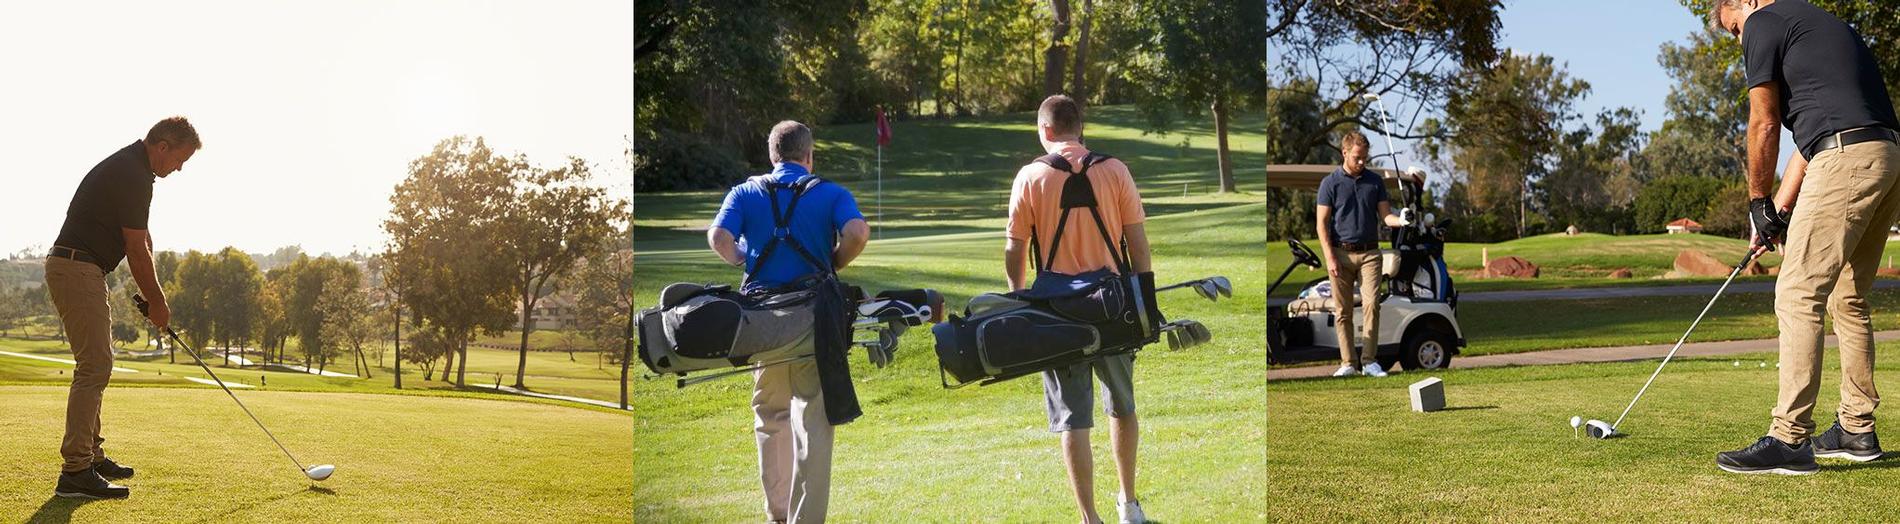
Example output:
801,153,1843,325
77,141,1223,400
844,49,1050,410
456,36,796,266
1043,0,1072,97
393,304,403,390
455,339,468,387
1213,97,1236,193
441,350,455,384
515,282,534,390
1070,0,1093,101
620,306,634,410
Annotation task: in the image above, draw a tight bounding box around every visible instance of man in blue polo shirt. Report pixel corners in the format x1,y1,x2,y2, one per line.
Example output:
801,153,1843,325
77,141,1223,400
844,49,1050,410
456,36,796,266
1315,132,1410,379
707,120,869,523
1710,0,1900,475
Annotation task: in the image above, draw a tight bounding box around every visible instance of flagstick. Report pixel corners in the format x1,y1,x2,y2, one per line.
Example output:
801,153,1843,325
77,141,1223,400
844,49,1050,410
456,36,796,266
876,141,883,241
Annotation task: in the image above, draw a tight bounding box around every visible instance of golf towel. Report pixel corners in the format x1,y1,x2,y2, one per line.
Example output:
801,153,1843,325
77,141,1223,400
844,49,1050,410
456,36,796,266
811,275,862,426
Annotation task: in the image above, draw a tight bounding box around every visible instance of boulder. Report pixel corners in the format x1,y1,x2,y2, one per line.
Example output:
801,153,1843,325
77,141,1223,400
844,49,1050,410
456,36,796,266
1486,256,1539,278
1608,268,1634,279
1674,249,1732,277
1880,267,1900,277
1742,259,1768,276
1769,266,1781,276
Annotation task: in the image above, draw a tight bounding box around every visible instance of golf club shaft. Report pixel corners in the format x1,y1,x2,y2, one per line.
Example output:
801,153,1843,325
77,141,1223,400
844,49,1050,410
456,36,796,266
676,354,815,387
164,328,309,473
1154,279,1209,293
1610,248,1762,430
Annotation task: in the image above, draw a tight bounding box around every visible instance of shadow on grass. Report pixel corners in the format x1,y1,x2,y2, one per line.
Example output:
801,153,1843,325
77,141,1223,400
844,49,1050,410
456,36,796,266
26,496,97,524
192,486,313,523
1828,455,1900,471
1435,405,1499,412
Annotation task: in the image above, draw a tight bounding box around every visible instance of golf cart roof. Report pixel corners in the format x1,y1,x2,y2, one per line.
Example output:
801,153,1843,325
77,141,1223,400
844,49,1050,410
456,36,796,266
1265,164,1425,192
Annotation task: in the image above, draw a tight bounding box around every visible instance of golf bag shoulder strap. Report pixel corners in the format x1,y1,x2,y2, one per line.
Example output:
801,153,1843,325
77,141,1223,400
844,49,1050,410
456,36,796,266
743,175,834,286
1029,152,1128,273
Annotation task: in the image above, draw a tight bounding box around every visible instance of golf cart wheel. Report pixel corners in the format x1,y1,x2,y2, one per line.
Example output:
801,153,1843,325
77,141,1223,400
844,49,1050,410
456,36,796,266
1400,328,1454,370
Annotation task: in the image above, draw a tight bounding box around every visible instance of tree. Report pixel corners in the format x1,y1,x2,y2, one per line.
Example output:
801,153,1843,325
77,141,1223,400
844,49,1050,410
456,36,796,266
1267,0,1504,154
1545,108,1646,234
1419,53,1591,239
1124,0,1266,193
1642,27,1749,181
169,251,216,357
211,248,264,367
1043,0,1073,97
318,267,374,379
384,136,519,387
1265,77,1339,239
502,157,625,390
1634,175,1731,234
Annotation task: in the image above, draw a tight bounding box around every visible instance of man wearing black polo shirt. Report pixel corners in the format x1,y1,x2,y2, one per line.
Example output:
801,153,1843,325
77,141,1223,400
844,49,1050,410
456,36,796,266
1315,132,1410,379
46,117,199,498
1708,0,1900,475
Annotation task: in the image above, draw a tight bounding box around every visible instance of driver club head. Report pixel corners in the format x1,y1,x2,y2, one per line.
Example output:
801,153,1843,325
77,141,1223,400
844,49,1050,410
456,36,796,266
305,464,335,481
1584,420,1618,439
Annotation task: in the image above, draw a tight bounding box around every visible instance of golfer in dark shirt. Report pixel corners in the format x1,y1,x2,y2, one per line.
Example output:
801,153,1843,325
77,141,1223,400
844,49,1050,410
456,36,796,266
47,117,199,499
1709,0,1900,475
1314,132,1409,378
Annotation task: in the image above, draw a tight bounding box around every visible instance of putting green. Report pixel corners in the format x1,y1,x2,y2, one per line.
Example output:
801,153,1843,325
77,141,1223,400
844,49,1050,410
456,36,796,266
1267,350,1900,521
0,386,631,522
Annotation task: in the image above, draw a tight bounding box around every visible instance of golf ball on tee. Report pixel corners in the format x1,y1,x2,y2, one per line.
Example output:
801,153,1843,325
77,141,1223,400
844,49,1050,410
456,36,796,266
1570,416,1582,428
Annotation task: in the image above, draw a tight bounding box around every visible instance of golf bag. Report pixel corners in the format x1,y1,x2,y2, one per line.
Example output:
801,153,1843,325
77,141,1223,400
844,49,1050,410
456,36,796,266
933,152,1163,387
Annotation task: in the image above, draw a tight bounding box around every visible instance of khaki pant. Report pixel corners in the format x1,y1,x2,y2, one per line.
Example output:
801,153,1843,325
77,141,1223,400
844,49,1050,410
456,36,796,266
753,334,832,524
45,256,113,473
1330,248,1383,367
1771,140,1900,444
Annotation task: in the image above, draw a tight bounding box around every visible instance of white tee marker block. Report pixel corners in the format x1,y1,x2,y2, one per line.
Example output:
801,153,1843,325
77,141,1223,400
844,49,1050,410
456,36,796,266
1410,377,1445,413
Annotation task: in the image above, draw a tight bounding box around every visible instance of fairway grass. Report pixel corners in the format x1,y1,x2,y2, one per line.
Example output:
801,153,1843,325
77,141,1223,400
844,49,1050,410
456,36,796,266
0,386,631,522
1267,349,1900,522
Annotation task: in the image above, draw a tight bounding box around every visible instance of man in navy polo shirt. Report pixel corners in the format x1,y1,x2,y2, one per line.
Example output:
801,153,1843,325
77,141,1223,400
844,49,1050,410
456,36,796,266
48,117,199,500
708,120,869,523
1710,0,1900,475
1315,132,1410,379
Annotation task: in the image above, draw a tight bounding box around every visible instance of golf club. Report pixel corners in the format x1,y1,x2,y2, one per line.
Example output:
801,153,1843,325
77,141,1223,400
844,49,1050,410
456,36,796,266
1157,276,1233,301
134,295,334,481
1581,246,1765,439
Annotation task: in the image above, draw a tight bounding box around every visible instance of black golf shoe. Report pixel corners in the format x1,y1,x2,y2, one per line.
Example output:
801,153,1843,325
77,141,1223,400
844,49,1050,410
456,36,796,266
55,468,130,499
92,456,134,480
1815,419,1884,462
1716,436,1819,475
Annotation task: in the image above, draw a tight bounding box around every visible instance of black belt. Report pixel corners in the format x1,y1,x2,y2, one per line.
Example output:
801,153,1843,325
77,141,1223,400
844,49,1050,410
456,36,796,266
1333,241,1378,252
1806,127,1898,160
48,246,98,265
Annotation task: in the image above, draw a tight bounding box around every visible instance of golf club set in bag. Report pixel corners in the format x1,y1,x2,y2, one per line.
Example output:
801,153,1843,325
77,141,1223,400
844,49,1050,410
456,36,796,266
933,152,1222,388
636,281,944,387
133,294,334,482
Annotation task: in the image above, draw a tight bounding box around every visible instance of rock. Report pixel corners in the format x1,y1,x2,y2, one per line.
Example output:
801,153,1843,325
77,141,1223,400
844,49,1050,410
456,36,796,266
1410,377,1445,413
1880,267,1900,277
1674,249,1733,277
1608,268,1634,279
1486,256,1539,278
1742,259,1768,276
1769,266,1780,276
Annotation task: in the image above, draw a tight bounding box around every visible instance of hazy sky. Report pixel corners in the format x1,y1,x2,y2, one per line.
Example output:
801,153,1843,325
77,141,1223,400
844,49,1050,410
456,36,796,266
0,1,631,257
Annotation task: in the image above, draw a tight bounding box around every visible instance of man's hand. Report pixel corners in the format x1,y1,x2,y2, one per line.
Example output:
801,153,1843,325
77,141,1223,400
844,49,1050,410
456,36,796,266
148,297,171,331
1397,208,1415,227
1323,250,1341,280
1749,197,1791,250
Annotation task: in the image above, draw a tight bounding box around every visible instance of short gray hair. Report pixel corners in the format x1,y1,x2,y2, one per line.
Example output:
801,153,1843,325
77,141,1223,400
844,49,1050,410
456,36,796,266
767,120,813,164
1707,0,1743,32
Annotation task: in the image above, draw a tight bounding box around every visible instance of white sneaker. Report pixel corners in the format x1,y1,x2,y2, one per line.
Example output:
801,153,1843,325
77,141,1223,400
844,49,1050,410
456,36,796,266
1363,362,1389,377
1331,365,1357,377
1117,496,1147,524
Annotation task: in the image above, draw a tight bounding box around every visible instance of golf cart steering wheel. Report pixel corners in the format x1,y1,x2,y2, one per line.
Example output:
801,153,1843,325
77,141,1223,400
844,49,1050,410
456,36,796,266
1286,238,1323,269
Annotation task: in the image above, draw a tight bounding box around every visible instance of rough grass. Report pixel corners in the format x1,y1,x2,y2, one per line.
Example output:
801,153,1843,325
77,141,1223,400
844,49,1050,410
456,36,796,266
1266,348,1900,522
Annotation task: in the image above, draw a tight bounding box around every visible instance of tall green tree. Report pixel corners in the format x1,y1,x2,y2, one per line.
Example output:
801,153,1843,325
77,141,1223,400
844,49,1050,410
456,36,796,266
503,157,627,390
1421,53,1592,239
1123,0,1266,193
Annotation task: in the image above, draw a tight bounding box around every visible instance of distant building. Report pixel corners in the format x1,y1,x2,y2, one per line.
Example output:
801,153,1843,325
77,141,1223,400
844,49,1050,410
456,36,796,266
517,293,578,331
1665,218,1703,235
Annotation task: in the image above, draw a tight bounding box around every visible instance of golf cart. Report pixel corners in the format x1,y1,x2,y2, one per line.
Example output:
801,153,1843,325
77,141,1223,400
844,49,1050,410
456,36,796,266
1265,165,1465,371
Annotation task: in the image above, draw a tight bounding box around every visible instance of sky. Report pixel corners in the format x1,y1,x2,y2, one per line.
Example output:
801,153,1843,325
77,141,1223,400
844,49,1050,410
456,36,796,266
1278,0,1800,174
0,1,632,257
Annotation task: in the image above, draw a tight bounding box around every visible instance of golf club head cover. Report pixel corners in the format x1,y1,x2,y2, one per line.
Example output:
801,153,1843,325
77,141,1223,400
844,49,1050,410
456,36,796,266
1748,197,1789,251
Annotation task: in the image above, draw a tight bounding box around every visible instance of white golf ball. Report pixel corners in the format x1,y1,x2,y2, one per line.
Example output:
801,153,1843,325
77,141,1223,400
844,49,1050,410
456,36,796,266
1570,416,1582,428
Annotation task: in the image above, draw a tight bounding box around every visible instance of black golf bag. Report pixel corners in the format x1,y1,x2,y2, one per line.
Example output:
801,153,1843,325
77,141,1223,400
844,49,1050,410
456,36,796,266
932,152,1163,387
637,280,846,375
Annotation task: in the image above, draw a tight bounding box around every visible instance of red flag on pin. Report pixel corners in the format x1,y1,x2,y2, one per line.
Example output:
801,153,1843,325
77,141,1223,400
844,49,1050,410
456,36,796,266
875,107,892,146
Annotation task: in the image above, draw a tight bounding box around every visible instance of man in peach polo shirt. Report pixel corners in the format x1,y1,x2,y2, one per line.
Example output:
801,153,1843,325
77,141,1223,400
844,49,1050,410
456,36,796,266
1003,94,1152,524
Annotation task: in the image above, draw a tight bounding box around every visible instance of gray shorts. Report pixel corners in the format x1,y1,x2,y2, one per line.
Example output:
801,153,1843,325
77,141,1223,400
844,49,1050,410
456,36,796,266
1041,353,1136,432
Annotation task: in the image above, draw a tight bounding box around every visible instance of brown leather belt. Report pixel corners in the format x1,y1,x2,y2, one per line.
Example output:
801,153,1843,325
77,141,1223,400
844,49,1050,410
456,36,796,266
1333,241,1378,252
1806,127,1898,160
48,246,98,265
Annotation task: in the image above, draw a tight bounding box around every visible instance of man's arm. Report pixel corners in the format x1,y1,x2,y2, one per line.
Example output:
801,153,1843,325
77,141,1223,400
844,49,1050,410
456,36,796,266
833,219,869,271
121,227,167,329
1377,200,1407,227
707,228,744,267
1315,205,1338,279
1746,84,1784,199
1775,152,1808,212
1004,238,1030,291
1124,223,1152,273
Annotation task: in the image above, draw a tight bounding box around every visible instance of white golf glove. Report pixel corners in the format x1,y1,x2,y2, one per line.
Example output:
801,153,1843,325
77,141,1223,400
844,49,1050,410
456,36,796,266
1396,208,1415,227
